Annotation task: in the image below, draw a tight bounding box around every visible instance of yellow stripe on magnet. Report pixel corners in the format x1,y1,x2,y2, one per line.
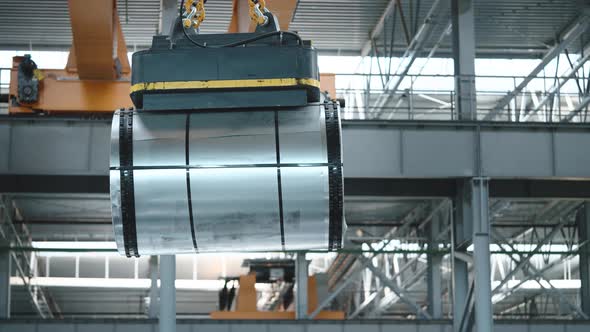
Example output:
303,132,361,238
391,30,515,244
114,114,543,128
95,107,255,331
130,78,320,93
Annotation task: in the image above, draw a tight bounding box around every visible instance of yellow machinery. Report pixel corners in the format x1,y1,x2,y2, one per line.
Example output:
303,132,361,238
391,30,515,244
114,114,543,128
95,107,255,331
9,0,132,113
8,0,335,114
210,273,345,320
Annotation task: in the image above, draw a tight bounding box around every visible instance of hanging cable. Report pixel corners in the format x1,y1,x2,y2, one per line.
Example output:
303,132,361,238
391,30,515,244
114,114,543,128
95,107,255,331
179,0,302,48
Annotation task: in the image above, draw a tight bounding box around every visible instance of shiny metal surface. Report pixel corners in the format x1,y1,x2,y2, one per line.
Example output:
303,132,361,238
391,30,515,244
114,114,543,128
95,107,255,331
278,109,327,164
110,113,120,168
110,104,343,255
133,114,186,167
134,169,194,254
109,170,124,253
189,167,282,252
188,111,276,166
281,166,330,250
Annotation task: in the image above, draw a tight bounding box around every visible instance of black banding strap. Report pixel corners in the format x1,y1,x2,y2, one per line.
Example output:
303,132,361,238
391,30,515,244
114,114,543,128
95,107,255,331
274,110,286,249
111,162,332,171
119,111,139,258
185,113,198,251
324,102,344,250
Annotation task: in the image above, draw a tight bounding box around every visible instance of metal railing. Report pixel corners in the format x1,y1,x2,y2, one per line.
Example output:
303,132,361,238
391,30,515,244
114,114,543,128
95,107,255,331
0,196,59,318
2,67,589,123
334,73,590,122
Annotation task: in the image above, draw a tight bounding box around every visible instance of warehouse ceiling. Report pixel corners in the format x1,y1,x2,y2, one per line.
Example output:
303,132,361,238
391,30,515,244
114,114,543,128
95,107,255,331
0,0,585,56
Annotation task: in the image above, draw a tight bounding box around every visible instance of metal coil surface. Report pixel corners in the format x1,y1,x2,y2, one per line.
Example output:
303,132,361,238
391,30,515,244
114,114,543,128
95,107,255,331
110,104,344,256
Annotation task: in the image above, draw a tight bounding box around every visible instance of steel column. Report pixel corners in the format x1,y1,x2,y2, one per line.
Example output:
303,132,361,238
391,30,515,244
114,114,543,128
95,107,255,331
578,203,590,315
452,179,493,331
427,208,443,318
471,178,493,332
295,253,308,319
159,255,176,332
148,255,159,319
451,0,477,120
452,180,471,331
0,250,10,319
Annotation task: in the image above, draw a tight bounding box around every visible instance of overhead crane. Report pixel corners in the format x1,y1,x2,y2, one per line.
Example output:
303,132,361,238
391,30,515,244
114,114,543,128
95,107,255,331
9,0,133,113
9,0,345,256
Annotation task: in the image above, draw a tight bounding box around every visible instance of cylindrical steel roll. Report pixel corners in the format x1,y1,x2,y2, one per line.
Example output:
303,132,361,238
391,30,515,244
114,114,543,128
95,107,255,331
110,103,344,257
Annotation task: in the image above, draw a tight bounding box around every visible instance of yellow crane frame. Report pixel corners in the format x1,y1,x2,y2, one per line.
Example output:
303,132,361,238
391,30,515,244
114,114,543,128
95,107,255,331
8,0,335,114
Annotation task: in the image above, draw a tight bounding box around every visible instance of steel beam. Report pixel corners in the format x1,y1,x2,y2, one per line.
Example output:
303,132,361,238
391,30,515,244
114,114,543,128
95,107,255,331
4,320,590,332
359,246,435,317
348,288,381,319
361,1,397,57
346,178,590,199
370,0,450,117
374,265,428,316
5,176,590,201
66,0,131,80
359,256,431,319
562,94,590,122
159,255,176,332
524,49,590,120
343,121,590,179
158,0,178,35
308,253,382,319
491,230,588,319
3,118,590,180
486,13,590,120
295,253,308,320
490,249,566,299
0,249,10,319
338,203,442,318
488,202,580,306
307,274,353,319
451,0,477,120
491,219,567,294
578,203,590,316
